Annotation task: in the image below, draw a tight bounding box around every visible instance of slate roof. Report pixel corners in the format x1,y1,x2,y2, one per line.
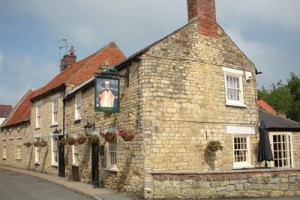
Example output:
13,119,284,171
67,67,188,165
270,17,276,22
258,100,300,131
31,42,125,102
1,90,38,128
259,110,300,131
0,105,13,118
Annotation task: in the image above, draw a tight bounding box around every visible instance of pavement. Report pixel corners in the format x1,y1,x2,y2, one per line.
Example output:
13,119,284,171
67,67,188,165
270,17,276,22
0,166,133,200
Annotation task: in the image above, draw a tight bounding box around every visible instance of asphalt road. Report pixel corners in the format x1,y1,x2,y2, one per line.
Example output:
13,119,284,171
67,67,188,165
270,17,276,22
0,168,92,200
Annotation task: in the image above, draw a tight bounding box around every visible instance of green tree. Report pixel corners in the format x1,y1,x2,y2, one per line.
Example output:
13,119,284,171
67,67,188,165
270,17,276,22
258,73,300,122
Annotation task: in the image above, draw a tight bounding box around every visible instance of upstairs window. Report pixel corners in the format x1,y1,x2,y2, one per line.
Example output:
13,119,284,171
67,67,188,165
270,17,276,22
35,101,42,128
75,93,82,121
222,67,245,107
52,99,58,125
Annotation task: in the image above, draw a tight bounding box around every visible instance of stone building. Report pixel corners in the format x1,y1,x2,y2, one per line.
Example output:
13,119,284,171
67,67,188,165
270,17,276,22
28,42,125,176
0,90,37,169
62,1,300,199
2,0,300,199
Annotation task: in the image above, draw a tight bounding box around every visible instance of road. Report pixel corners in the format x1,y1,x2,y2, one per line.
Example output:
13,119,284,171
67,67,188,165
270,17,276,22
0,168,92,200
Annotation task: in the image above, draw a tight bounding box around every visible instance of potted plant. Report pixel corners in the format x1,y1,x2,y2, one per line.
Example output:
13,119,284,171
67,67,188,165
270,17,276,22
33,141,40,147
59,139,68,146
104,132,116,142
206,140,223,152
40,140,47,147
67,137,76,145
118,130,136,141
24,142,32,147
77,135,86,145
89,135,99,144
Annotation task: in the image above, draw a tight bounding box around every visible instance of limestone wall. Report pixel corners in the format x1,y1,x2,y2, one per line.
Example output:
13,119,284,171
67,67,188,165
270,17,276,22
152,169,300,199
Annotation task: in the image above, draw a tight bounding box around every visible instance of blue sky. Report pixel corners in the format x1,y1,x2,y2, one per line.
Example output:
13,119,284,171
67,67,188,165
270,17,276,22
0,0,299,106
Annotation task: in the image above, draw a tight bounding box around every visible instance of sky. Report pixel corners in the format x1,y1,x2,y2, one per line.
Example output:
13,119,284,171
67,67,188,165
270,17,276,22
0,0,299,106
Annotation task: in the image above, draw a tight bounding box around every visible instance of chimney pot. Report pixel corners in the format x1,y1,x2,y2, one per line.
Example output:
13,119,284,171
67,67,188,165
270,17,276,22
60,47,76,72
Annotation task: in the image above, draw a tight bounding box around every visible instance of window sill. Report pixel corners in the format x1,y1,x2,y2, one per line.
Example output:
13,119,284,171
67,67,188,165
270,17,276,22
51,164,58,168
35,127,41,130
2,158,6,160
15,159,22,161
105,166,119,172
74,118,81,123
225,102,247,108
233,164,254,170
50,124,58,128
72,164,79,167
34,162,41,166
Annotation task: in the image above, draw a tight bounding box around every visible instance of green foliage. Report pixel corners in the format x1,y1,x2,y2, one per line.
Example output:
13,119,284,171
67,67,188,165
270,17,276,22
258,73,300,122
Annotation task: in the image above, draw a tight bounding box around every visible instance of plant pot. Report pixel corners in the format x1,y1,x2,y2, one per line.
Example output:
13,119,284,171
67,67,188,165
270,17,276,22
208,146,218,152
68,138,76,145
59,139,68,146
89,136,99,144
122,134,134,141
104,132,116,142
77,136,86,145
33,142,40,147
40,141,47,147
24,142,32,147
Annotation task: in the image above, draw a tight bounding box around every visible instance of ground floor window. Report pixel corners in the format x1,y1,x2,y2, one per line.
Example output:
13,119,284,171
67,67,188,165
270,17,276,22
270,132,293,168
2,146,7,160
51,137,59,166
106,139,117,170
72,144,79,166
15,145,22,160
233,136,251,168
35,137,41,164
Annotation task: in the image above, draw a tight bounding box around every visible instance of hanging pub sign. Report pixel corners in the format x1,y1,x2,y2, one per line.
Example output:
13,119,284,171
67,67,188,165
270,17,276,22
95,77,120,113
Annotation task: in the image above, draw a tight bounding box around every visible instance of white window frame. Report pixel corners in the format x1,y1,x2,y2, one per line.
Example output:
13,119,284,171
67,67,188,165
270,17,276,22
34,137,41,164
51,136,59,166
222,67,246,107
52,100,58,126
233,135,251,169
2,146,7,160
15,145,22,160
75,93,82,121
269,132,293,168
72,144,79,166
106,139,118,171
35,101,42,128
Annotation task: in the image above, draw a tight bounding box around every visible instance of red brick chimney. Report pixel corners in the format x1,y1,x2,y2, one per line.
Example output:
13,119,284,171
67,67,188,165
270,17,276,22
187,0,218,37
60,46,76,72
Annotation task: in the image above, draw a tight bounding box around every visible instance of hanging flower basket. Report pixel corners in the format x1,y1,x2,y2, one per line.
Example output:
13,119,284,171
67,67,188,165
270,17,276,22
59,139,68,146
118,130,136,141
104,132,116,142
24,142,32,147
40,140,47,147
89,135,99,144
33,141,40,147
76,135,86,145
67,137,76,145
206,140,223,153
